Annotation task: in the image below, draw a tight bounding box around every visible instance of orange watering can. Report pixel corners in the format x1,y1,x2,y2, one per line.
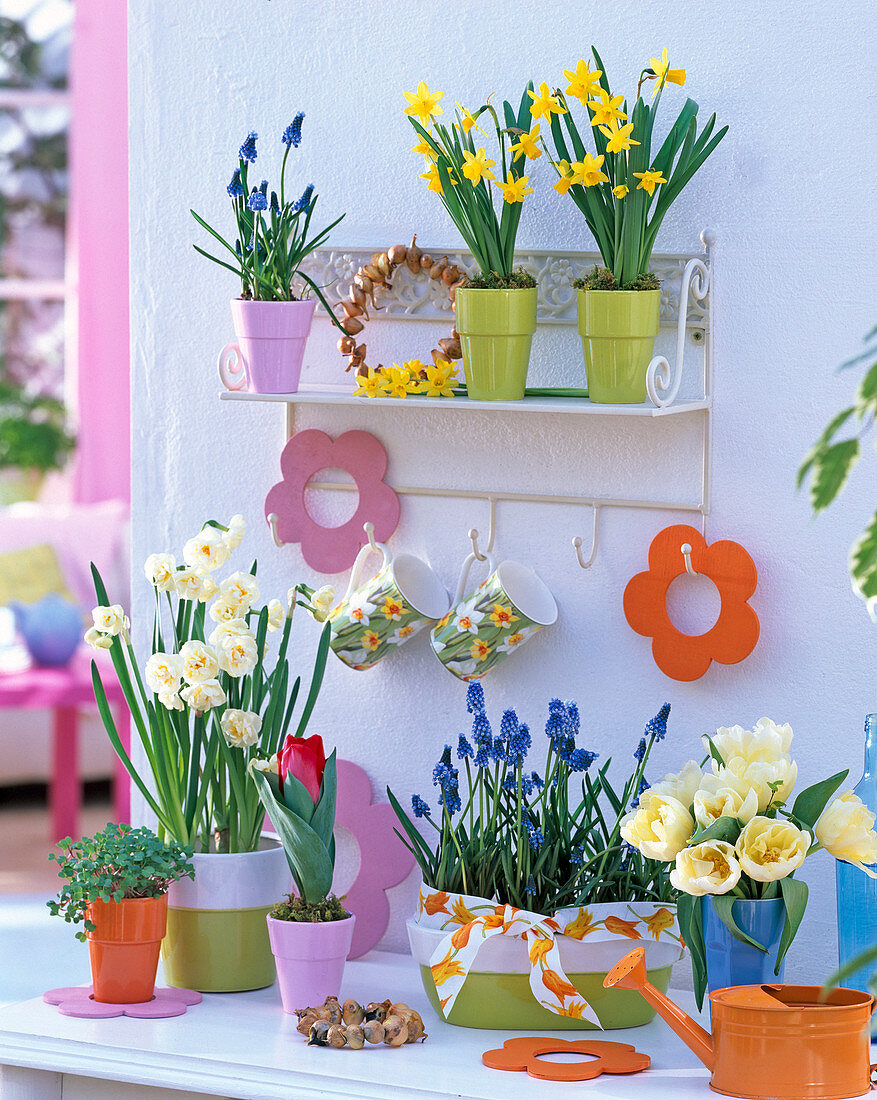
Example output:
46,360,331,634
604,947,877,1099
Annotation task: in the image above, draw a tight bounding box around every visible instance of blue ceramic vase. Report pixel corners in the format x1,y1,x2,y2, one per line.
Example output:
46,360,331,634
10,593,82,667
702,896,785,992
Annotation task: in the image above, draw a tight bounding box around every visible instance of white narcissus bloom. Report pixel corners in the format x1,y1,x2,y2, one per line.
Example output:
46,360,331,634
91,605,128,636
670,840,742,896
183,527,231,572
220,571,260,613
209,596,245,624
252,753,279,775
693,783,759,829
158,687,185,711
220,708,262,748
223,514,246,550
180,678,226,714
648,760,703,809
144,553,177,592
218,633,258,677
208,617,253,647
175,566,205,601
266,599,284,632
620,792,695,862
735,816,810,882
197,571,219,602
815,791,877,876
310,585,336,622
84,626,113,650
179,641,219,684
145,652,183,693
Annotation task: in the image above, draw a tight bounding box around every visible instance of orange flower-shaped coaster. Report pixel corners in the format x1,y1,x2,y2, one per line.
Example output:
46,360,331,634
623,523,759,681
482,1037,650,1083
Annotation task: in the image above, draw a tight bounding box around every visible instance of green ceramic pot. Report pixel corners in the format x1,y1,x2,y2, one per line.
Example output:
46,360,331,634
161,841,291,993
455,287,537,401
577,288,660,404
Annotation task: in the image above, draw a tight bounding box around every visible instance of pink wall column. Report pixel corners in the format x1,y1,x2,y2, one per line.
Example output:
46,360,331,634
69,0,130,504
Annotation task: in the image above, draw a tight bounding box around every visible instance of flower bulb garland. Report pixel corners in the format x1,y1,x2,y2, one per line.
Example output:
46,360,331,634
87,515,331,853
620,717,877,1008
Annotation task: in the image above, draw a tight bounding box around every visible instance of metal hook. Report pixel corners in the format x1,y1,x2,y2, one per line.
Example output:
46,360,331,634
363,521,379,553
468,527,488,562
681,542,699,577
572,505,600,569
266,513,285,548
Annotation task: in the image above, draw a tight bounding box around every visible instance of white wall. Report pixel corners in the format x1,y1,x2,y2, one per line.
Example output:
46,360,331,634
128,0,877,978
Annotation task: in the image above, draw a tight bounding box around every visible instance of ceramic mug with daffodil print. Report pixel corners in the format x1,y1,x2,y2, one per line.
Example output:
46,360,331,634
430,552,557,680
327,541,450,670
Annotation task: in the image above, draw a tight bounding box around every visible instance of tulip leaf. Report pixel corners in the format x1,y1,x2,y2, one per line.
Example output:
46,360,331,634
703,736,726,769
789,770,848,829
775,876,809,975
310,751,337,853
711,895,769,953
281,771,317,824
677,893,708,1010
689,815,741,847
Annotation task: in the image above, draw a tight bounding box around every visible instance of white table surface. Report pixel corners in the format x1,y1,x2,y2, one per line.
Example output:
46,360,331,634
0,950,752,1100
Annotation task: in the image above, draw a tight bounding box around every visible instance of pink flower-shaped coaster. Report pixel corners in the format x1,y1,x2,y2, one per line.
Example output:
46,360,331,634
44,986,201,1019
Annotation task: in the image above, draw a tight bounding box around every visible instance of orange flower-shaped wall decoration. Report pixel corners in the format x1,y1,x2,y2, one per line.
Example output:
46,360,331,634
623,524,759,682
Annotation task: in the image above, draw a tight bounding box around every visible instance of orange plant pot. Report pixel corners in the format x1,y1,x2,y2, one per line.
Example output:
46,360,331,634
86,894,168,1004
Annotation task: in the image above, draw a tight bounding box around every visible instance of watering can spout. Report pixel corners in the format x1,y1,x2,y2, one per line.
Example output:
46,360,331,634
603,948,715,1071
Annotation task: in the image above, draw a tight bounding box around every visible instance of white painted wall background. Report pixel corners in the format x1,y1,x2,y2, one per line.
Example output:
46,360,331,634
128,0,877,981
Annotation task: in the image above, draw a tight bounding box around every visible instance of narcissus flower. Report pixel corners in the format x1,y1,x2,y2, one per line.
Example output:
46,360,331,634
420,162,456,195
599,121,640,154
574,153,608,187
456,103,485,134
588,90,627,127
411,136,436,159
650,49,686,95
509,124,542,161
553,159,576,194
633,168,667,195
461,146,496,186
424,359,458,397
353,367,385,398
382,364,415,398
613,184,629,198
404,80,444,126
494,171,534,204
563,58,603,104
527,81,566,120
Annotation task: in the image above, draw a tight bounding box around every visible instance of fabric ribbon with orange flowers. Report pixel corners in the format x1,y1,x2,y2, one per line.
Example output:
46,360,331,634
416,884,684,1024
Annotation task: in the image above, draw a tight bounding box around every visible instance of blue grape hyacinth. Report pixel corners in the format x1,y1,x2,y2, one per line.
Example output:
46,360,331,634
282,112,305,148
238,130,258,163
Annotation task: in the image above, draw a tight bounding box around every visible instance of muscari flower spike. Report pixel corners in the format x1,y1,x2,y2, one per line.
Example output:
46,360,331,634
411,794,431,818
238,130,258,163
471,710,493,746
247,189,268,212
633,737,647,762
432,745,452,787
227,168,244,198
631,775,651,809
526,821,544,852
270,190,279,211
568,747,598,772
466,682,485,714
474,741,491,768
282,112,305,148
645,702,671,742
570,844,585,867
457,733,474,760
291,183,314,212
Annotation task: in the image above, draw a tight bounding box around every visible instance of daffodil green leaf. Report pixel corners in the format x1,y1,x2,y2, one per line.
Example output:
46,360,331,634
789,770,848,829
711,895,770,953
775,876,808,975
809,439,860,513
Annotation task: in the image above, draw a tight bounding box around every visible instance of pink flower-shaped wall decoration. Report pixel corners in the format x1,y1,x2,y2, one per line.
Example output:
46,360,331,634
623,524,759,682
265,429,400,574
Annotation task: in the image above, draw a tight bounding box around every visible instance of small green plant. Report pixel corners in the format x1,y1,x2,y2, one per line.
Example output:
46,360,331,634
573,266,661,292
47,823,194,941
465,269,537,291
270,893,348,923
0,379,75,472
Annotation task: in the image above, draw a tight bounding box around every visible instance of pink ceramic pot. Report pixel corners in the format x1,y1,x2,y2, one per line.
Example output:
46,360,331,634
266,913,355,1014
228,298,316,394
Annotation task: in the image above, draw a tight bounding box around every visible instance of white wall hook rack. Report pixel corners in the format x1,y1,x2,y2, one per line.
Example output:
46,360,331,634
572,505,600,569
468,528,488,563
681,542,699,576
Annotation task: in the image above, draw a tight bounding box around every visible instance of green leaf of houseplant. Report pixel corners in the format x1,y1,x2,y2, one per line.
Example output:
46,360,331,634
789,769,848,829
850,512,877,599
797,407,855,488
775,876,808,975
689,815,742,847
808,438,860,513
711,894,769,952
677,892,708,1010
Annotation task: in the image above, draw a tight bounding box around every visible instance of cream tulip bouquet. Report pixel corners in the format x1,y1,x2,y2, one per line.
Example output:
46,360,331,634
87,516,331,853
621,718,877,1007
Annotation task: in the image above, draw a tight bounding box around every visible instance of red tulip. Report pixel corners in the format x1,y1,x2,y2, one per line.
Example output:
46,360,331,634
278,733,326,803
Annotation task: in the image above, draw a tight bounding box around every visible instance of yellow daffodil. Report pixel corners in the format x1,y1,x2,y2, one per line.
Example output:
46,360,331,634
649,49,686,95
527,81,566,120
420,162,456,195
411,136,437,159
494,171,534,204
404,81,444,126
599,121,640,154
613,184,629,198
563,58,603,105
424,358,458,398
456,103,486,136
461,146,496,186
574,153,608,187
352,367,384,398
633,168,667,195
588,89,627,127
553,159,575,195
382,364,415,399
509,124,542,162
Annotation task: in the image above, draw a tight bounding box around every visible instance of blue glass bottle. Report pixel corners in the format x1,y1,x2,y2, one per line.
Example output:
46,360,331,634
836,713,877,992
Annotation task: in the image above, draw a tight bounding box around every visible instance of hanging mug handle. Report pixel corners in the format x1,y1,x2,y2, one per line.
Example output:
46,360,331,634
342,539,392,603
452,551,497,605
218,343,248,391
